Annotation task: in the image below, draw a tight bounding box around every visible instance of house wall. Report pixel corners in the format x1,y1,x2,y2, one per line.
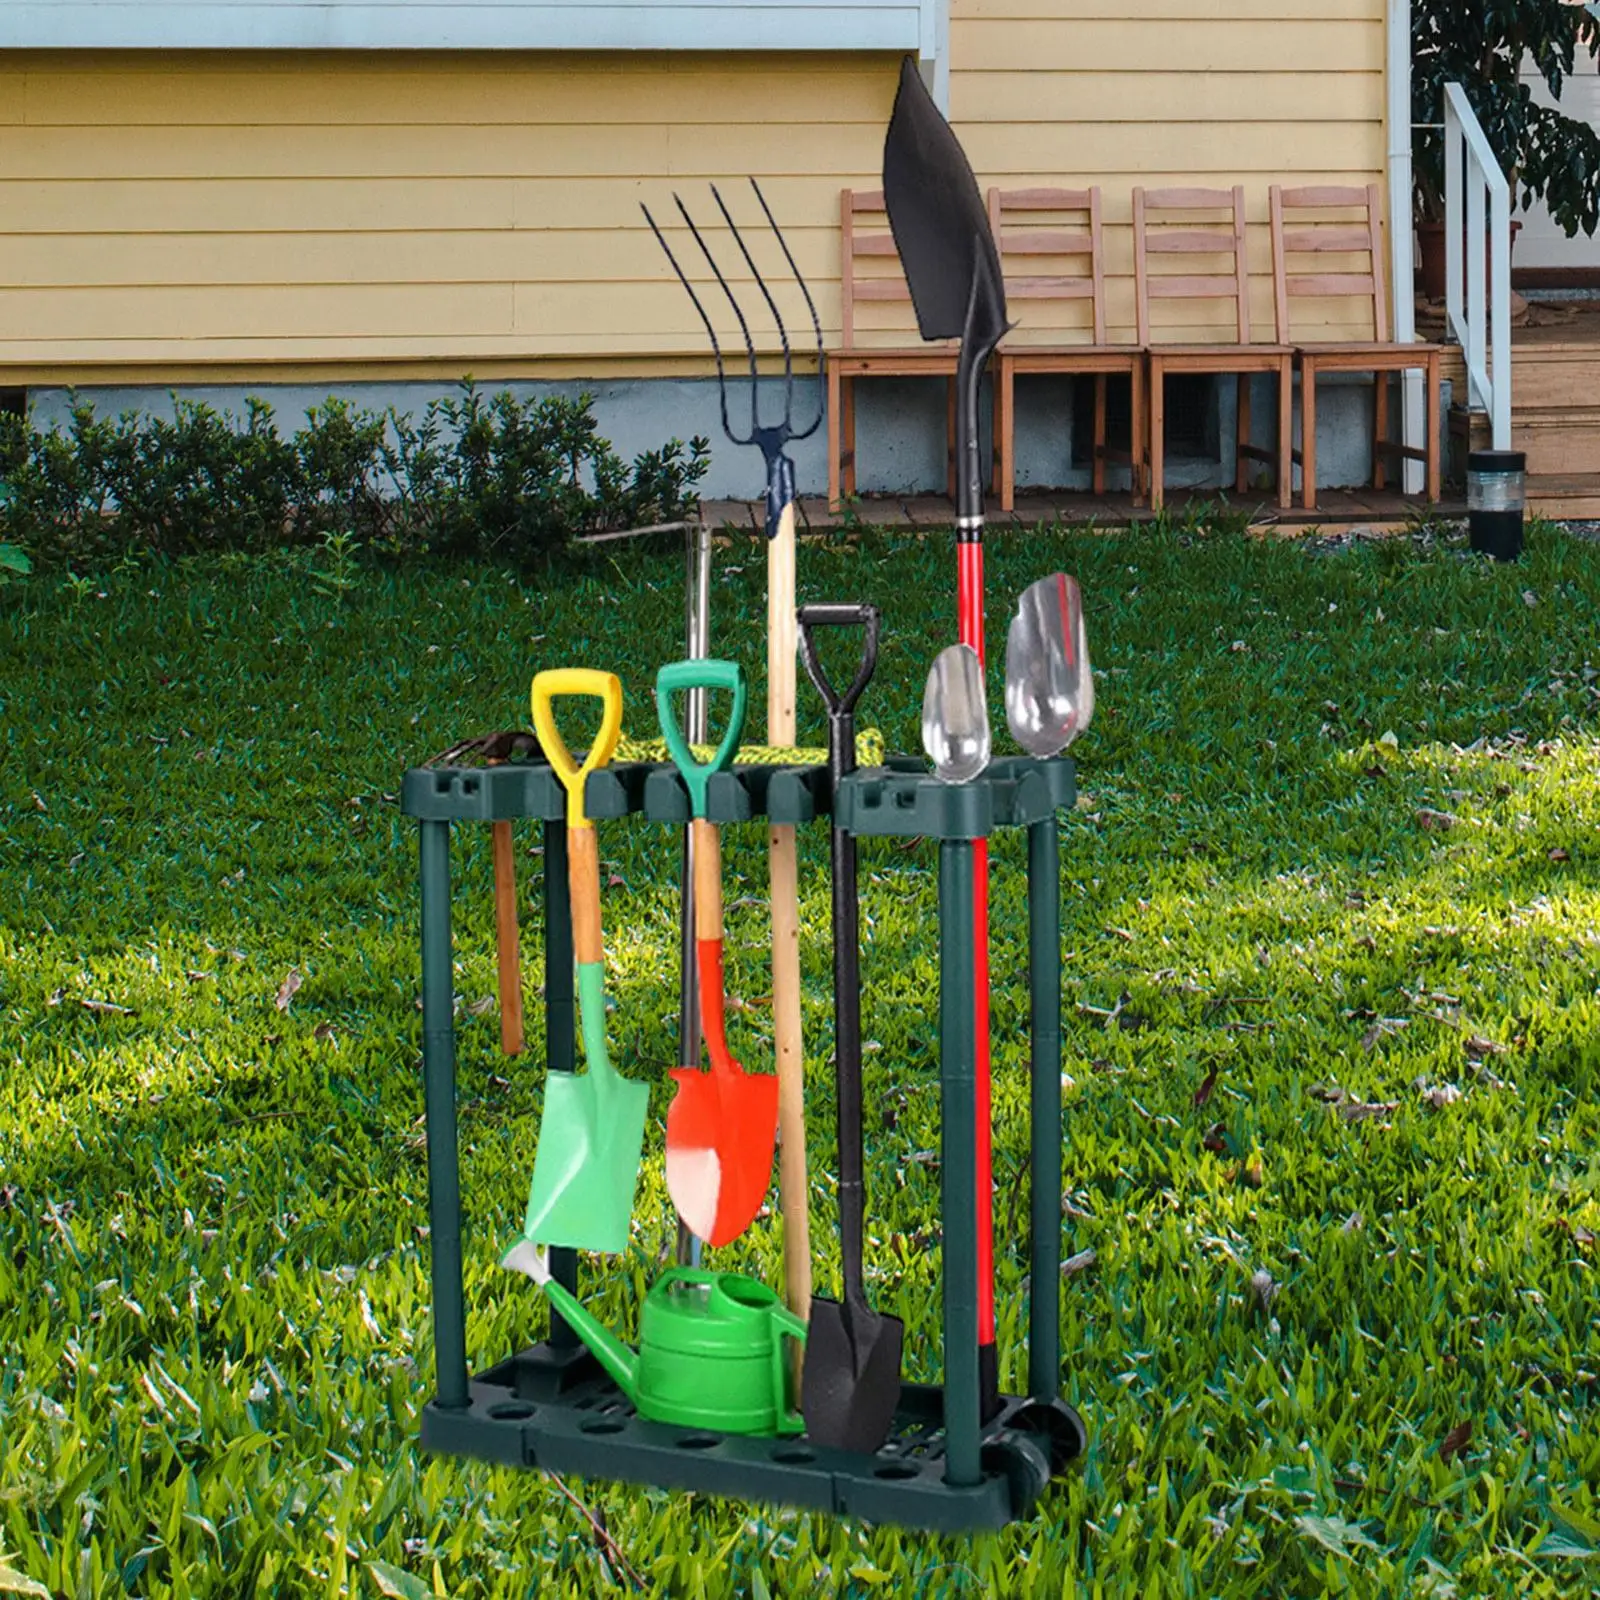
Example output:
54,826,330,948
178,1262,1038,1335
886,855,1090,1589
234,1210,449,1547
0,9,1395,493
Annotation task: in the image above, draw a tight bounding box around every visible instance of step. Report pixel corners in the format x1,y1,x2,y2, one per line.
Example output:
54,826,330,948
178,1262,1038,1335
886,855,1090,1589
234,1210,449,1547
1512,343,1600,411
1528,474,1600,521
1513,409,1600,476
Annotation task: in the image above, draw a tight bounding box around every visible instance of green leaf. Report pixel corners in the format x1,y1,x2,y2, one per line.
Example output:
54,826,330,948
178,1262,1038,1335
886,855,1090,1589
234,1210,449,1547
1551,1504,1600,1548
0,1566,52,1599
1534,1531,1600,1561
0,545,29,575
366,1559,432,1600
1295,1514,1384,1558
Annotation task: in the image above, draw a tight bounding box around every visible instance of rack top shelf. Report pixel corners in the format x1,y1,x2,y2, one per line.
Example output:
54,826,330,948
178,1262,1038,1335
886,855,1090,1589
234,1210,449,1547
400,755,1074,839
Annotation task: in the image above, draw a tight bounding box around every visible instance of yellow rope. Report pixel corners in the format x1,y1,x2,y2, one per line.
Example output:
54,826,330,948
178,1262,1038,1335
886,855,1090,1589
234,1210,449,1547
615,727,885,768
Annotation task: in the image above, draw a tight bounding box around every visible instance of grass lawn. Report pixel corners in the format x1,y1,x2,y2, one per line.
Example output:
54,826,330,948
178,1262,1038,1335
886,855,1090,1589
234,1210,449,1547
2,516,1599,1598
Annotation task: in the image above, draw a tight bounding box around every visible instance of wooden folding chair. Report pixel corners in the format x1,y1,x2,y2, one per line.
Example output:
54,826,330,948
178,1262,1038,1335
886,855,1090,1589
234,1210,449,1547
987,186,1145,511
1270,183,1442,508
827,188,959,511
1133,185,1293,511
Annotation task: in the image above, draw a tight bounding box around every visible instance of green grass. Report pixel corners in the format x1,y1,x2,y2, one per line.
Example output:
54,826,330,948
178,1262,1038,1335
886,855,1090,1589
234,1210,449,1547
3,517,1600,1598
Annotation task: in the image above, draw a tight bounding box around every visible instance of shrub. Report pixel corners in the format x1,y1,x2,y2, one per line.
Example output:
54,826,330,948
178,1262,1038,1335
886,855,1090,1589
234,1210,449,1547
0,382,709,568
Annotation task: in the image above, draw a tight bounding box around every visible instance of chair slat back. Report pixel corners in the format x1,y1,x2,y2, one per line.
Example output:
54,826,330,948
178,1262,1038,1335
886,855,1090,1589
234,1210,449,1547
1269,182,1388,343
840,188,916,350
987,186,1107,344
1132,185,1256,345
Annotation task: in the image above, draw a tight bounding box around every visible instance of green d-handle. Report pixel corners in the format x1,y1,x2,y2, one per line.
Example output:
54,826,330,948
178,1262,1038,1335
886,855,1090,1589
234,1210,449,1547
655,658,748,819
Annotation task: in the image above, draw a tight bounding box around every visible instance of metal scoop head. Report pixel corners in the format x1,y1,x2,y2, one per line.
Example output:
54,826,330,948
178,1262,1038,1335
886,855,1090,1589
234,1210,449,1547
1005,573,1094,757
921,642,990,783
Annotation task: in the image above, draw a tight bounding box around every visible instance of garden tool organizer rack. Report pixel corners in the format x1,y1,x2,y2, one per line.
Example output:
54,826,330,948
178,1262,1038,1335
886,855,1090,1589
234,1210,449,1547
402,750,1085,1533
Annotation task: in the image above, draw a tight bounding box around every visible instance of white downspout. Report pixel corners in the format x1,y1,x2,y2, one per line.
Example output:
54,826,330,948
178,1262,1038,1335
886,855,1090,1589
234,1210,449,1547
1388,0,1425,493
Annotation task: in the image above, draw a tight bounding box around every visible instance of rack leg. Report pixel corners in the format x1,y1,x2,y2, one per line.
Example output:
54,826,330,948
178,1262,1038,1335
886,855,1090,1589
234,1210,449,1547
939,839,981,1488
542,818,580,1344
421,820,469,1410
1027,816,1062,1400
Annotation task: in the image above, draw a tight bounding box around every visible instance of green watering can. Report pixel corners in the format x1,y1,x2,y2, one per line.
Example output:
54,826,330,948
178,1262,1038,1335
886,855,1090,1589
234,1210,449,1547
508,1250,806,1436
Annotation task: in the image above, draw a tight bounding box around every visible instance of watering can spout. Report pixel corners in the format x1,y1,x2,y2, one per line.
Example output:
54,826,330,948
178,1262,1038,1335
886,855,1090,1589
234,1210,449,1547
501,1241,640,1400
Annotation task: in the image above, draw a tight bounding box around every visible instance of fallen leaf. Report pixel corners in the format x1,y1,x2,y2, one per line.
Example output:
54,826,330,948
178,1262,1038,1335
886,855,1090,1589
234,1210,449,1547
1362,764,1388,781
1464,1036,1507,1059
1360,1024,1383,1051
1296,1513,1382,1558
275,970,302,1012
466,995,495,1017
1202,1122,1229,1153
1340,1100,1399,1125
1341,1211,1364,1233
313,1022,337,1042
1238,1151,1266,1189
1417,808,1460,832
1062,1248,1097,1277
1193,1067,1219,1109
1420,1082,1462,1108
1549,847,1571,864
1250,1268,1278,1309
1377,730,1400,749
80,999,134,1016
1439,1419,1473,1461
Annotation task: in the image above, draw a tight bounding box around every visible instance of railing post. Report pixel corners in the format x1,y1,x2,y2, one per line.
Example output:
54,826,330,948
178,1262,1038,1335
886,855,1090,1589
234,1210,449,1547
1445,93,1464,346
1490,180,1512,451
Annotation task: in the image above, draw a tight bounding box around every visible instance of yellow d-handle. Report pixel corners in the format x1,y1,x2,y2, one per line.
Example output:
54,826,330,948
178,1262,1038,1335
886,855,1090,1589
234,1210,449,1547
531,669,625,828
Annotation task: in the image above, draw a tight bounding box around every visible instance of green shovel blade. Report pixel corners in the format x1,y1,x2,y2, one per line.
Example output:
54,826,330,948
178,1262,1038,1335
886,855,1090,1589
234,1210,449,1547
515,961,649,1254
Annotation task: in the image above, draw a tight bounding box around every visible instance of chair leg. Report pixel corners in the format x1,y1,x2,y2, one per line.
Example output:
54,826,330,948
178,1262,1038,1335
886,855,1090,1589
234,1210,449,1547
1131,359,1147,507
1092,373,1108,497
1277,357,1293,511
1373,369,1390,492
1235,372,1252,495
1426,351,1442,504
842,375,857,501
828,360,843,512
946,377,958,502
1300,358,1318,511
1000,360,1017,514
1148,359,1166,513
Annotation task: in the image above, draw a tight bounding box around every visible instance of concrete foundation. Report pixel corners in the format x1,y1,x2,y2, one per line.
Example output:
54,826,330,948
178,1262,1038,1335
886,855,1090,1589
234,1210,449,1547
25,368,1413,504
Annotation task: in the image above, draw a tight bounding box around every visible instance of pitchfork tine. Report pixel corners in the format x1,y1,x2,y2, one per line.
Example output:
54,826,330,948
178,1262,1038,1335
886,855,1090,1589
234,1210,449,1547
710,182,792,432
748,178,825,442
641,202,740,446
675,193,762,443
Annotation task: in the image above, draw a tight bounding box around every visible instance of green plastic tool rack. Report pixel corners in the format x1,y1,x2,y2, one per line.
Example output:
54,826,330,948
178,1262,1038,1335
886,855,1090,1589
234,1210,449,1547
401,752,1086,1532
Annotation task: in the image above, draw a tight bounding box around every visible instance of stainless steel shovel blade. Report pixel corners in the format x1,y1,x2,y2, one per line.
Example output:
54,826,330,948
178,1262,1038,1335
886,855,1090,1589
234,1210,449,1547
921,642,991,783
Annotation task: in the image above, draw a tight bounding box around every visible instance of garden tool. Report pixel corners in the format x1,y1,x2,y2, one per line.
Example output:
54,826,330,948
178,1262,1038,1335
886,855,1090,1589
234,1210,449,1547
505,1246,806,1437
502,669,646,1258
644,178,824,1340
795,603,904,1453
676,519,713,1269
656,658,780,1248
922,644,992,785
882,54,1010,1419
1004,573,1094,758
423,730,542,1057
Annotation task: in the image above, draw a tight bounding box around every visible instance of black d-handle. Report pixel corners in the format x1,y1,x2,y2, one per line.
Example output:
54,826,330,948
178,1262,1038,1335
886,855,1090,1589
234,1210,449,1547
797,603,881,723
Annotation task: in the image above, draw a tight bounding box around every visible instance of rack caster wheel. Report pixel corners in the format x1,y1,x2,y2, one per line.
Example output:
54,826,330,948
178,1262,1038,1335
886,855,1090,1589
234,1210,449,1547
982,1430,1052,1514
1009,1397,1087,1475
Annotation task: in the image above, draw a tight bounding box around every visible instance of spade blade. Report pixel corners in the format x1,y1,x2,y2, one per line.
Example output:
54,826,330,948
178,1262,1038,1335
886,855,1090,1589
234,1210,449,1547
881,55,1007,350
801,1293,905,1453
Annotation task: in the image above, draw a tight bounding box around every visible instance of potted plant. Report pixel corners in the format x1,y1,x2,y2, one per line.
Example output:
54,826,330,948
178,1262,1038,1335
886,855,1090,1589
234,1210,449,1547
1412,0,1600,299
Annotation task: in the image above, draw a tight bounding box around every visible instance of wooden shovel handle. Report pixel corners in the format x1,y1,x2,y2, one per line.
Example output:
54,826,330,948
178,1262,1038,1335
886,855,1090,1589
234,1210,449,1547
567,824,603,967
767,498,811,1329
692,817,722,942
491,819,525,1055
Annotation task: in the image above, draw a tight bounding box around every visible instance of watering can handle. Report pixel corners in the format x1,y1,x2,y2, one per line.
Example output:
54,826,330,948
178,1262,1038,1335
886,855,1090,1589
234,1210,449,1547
769,1300,811,1436
654,658,748,820
796,604,881,719
530,669,624,830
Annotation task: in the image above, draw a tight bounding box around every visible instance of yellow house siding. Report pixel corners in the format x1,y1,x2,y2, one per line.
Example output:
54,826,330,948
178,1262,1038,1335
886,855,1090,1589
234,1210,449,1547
949,0,1389,345
0,51,898,381
0,14,1390,382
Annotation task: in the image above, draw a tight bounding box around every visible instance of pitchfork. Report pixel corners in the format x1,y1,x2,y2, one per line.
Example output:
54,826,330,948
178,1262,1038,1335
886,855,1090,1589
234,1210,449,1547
642,180,823,1351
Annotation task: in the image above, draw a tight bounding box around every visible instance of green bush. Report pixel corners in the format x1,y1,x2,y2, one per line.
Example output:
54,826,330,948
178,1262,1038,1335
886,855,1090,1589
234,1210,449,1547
0,382,710,568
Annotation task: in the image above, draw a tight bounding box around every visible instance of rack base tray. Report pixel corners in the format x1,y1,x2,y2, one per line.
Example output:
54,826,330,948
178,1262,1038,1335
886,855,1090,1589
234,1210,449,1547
419,1341,1085,1532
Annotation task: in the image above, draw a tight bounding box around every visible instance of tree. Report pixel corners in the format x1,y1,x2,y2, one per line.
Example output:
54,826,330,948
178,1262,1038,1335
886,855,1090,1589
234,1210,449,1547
1412,0,1600,237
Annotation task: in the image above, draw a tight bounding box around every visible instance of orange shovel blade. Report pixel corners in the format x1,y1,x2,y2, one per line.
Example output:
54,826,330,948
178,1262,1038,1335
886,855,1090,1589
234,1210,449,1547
663,939,780,1248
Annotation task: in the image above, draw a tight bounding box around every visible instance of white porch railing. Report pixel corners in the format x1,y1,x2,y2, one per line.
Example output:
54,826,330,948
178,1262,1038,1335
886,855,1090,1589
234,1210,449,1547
1443,82,1513,450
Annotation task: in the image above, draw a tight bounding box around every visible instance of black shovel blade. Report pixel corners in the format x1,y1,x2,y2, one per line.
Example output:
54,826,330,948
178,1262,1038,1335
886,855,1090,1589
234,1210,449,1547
801,1293,904,1453
881,55,1007,349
